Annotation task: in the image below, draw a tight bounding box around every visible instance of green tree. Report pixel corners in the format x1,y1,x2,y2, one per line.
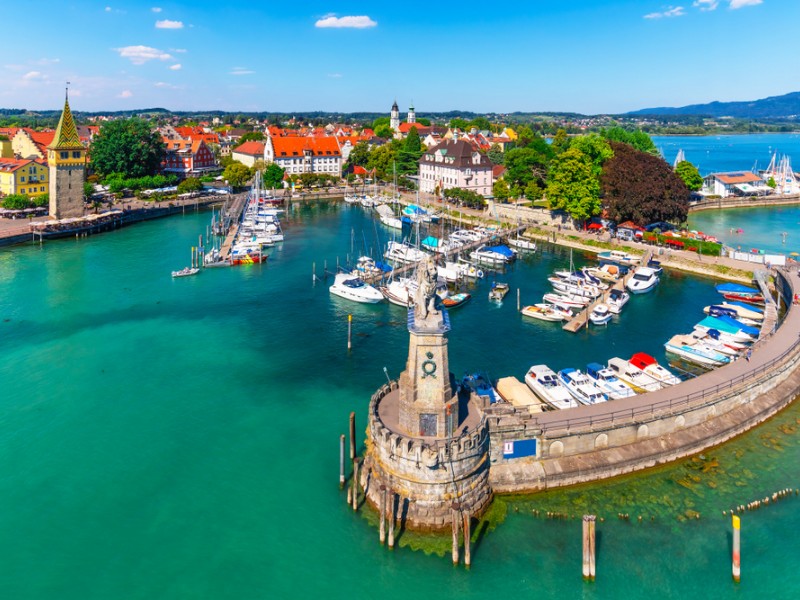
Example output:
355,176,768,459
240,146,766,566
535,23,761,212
395,127,423,176
366,144,396,179
674,160,704,191
238,131,265,143
767,176,777,189
449,117,470,130
569,134,614,177
374,124,394,139
545,147,601,222
601,142,690,225
372,116,390,130
416,117,431,126
492,178,510,202
551,129,570,154
504,147,551,192
91,118,165,178
1,194,30,210
222,161,252,189
262,163,286,189
177,177,203,195
84,182,95,198
347,142,371,168
486,144,504,165
601,126,658,155
515,125,537,148
32,193,49,207
404,126,421,153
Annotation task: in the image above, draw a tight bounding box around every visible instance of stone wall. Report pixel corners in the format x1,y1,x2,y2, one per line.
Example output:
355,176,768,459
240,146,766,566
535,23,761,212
363,381,493,531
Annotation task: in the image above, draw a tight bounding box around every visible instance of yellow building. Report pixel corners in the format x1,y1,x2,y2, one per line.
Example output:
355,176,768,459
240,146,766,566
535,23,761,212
0,158,49,197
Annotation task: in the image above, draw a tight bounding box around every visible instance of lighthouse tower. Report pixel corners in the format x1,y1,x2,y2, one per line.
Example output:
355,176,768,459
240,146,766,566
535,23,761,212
48,90,86,219
390,100,400,131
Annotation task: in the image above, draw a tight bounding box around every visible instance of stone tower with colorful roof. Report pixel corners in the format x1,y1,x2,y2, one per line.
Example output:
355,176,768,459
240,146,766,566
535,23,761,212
48,92,85,219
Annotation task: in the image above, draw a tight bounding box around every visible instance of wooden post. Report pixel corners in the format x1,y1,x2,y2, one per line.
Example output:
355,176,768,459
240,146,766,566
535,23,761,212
451,503,460,566
732,514,741,583
388,491,396,549
463,511,472,568
379,485,387,544
351,458,359,511
348,314,352,351
349,412,356,459
312,262,316,283
517,288,520,312
339,434,346,488
583,515,596,581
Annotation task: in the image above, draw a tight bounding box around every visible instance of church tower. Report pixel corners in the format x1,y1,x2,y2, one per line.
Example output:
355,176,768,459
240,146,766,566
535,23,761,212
48,91,86,219
407,103,416,125
390,100,400,131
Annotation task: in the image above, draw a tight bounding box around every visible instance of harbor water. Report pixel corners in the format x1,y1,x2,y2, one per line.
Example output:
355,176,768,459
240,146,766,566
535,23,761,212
1,202,799,599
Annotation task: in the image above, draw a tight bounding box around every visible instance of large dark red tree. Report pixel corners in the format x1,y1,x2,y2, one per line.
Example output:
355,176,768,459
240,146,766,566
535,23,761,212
601,142,690,226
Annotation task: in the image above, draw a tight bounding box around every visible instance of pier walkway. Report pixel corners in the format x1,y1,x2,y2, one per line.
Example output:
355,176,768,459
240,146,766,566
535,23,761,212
754,268,779,337
218,193,249,259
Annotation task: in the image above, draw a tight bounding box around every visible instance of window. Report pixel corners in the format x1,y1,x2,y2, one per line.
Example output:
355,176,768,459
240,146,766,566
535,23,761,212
60,151,68,159
21,176,25,182
72,151,81,159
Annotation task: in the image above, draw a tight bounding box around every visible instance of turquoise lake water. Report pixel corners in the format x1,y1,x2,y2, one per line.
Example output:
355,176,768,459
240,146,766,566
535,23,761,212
1,202,799,599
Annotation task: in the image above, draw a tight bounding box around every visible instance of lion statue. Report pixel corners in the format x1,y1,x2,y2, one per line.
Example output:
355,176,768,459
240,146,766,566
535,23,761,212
414,256,439,320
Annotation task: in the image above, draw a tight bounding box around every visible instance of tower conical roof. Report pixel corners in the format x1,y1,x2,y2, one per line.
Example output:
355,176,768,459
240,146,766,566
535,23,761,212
49,96,83,150
391,100,399,111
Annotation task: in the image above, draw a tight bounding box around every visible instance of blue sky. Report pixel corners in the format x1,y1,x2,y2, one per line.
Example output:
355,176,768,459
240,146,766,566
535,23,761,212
1,0,796,114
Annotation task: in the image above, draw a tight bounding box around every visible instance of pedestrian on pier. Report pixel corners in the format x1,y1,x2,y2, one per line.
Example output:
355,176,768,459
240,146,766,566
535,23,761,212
746,348,752,362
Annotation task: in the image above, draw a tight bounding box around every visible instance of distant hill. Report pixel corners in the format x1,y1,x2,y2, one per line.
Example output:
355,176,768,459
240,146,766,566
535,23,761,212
629,91,800,119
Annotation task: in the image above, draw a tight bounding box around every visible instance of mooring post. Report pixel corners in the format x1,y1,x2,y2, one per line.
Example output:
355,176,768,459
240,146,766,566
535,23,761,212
379,485,387,544
339,434,346,488
463,511,472,568
351,458,359,511
732,514,741,583
349,412,356,460
517,288,520,312
582,515,597,581
589,514,596,581
388,491,396,549
348,314,352,351
312,262,316,284
451,503,460,566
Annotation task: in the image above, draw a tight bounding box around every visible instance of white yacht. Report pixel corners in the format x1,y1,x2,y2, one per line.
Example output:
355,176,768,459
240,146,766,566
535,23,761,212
557,368,607,405
664,335,731,367
628,353,682,386
384,241,429,265
606,289,630,314
626,266,659,294
586,363,637,400
589,304,613,325
524,365,579,410
329,273,384,304
607,357,663,392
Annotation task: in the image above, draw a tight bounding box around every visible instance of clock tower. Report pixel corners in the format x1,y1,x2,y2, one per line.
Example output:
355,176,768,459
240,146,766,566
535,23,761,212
48,91,86,219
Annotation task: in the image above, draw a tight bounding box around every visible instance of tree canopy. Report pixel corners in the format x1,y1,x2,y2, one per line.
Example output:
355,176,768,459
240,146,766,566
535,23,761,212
545,146,602,222
346,141,371,168
486,144,504,166
90,118,165,179
395,127,423,176
374,124,393,139
674,160,703,191
262,163,286,189
238,131,265,143
601,141,690,226
503,146,552,197
600,126,658,155
177,177,203,194
222,161,252,189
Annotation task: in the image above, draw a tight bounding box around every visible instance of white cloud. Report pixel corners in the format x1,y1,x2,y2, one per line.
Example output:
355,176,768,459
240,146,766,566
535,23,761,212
114,45,173,64
327,73,343,79
105,6,111,11
156,19,184,29
315,15,377,29
729,0,762,8
644,6,686,18
693,0,718,10
170,48,188,53
152,7,162,12
230,67,254,76
34,57,60,65
169,63,182,70
118,90,133,98
22,71,44,80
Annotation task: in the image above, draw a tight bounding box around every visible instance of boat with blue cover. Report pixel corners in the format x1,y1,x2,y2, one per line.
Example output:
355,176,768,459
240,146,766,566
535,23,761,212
461,372,500,405
715,282,764,304
471,244,516,266
665,334,732,367
558,368,607,405
586,362,637,399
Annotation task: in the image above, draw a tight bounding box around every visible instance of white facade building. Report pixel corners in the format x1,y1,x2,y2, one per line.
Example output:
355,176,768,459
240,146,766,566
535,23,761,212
264,136,342,177
418,139,494,197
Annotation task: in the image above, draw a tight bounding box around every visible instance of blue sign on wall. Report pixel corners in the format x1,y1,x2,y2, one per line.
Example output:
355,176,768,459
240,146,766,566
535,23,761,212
503,439,537,459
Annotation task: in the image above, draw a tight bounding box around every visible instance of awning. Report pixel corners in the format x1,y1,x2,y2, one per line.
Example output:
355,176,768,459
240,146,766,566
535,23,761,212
734,183,759,193
587,223,602,230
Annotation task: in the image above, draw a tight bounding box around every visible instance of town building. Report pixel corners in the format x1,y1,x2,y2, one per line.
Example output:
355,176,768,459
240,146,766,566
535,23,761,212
0,158,48,197
48,94,86,219
418,139,494,197
231,141,266,168
703,172,769,198
12,128,54,161
161,138,217,175
264,136,341,177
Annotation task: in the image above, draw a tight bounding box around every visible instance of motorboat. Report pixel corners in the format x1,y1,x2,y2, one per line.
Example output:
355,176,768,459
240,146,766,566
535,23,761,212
598,250,639,265
703,305,760,327
524,365,580,410
171,267,199,278
230,247,268,265
436,262,461,283
470,244,516,266
646,259,663,275
380,277,415,307
715,283,764,304
690,330,744,356
354,256,392,279
508,236,537,252
449,229,484,243
548,277,601,299
329,272,385,304
607,357,663,392
461,372,499,405
589,304,613,325
626,266,659,294
586,362,637,400
557,368,607,405
542,292,590,309
606,289,630,314
521,304,571,322
664,334,731,367
456,258,485,279
375,204,402,230
585,264,621,283
717,301,764,322
694,316,757,343
489,282,510,302
441,292,471,309
384,240,429,264
628,352,682,386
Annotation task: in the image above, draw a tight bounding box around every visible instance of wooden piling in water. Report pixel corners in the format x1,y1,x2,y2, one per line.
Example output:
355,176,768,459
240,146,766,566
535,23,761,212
349,412,356,460
379,485,387,544
451,503,460,566
348,314,352,351
732,514,741,583
339,434,345,488
351,458,359,511
582,515,596,581
463,511,471,568
387,491,396,549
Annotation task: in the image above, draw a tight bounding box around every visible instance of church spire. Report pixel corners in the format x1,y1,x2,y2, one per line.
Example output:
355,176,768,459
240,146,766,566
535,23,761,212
49,86,82,150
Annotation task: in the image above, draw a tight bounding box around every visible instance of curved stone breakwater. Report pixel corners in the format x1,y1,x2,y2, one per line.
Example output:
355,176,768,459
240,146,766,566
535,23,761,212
359,268,800,532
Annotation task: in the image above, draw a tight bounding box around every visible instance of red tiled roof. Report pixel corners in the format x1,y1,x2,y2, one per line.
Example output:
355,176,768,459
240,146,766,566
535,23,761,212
233,141,266,156
0,157,44,172
714,172,762,184
353,165,368,175
398,122,432,135
492,165,506,178
271,136,341,158
617,221,643,231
